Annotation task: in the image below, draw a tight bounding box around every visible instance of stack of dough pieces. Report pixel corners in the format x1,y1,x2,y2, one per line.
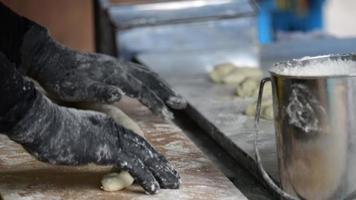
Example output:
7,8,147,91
209,63,274,120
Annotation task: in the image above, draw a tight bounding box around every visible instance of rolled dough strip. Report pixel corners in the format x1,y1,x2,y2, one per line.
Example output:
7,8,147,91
74,103,144,137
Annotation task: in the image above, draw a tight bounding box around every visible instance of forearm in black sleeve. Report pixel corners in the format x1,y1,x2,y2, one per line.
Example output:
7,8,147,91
0,53,36,132
0,2,31,66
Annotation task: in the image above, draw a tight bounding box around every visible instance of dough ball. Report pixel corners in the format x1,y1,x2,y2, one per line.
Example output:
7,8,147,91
245,102,257,117
209,63,236,83
222,68,263,84
244,98,273,120
262,104,274,120
236,78,272,98
261,81,272,98
236,78,260,97
101,171,134,192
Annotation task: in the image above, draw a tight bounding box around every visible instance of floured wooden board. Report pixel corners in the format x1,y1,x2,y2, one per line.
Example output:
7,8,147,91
0,98,247,200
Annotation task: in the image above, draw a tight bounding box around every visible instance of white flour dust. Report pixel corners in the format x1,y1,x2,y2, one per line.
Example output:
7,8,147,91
270,57,356,77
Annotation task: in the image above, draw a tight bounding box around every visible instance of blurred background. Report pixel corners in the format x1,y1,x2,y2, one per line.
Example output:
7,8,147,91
2,1,356,199
1,0,356,53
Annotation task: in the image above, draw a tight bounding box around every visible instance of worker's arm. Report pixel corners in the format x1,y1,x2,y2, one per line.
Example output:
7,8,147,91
0,3,186,119
0,53,180,194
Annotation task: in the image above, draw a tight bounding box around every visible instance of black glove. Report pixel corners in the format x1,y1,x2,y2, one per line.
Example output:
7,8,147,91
0,3,186,119
0,54,180,194
20,24,186,119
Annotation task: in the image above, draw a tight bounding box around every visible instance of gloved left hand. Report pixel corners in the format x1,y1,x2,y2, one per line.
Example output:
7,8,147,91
19,24,186,119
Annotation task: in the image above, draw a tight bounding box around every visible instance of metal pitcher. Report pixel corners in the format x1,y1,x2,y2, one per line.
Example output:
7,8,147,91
255,54,356,200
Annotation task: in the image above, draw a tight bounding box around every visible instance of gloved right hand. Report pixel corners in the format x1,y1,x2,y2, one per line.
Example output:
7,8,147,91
0,54,180,194
8,93,180,194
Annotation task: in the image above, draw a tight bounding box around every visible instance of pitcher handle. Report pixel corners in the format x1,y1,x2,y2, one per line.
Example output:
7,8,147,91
254,77,299,200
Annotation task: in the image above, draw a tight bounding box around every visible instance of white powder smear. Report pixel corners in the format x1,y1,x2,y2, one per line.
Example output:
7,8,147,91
270,57,356,77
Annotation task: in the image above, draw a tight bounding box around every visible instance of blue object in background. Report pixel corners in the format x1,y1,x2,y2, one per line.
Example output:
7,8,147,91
258,0,325,44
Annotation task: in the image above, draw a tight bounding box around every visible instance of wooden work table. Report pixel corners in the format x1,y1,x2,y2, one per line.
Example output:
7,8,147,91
0,98,246,200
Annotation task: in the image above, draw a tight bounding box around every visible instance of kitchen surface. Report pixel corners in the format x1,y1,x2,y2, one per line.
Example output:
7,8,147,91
2,0,356,200
0,98,247,200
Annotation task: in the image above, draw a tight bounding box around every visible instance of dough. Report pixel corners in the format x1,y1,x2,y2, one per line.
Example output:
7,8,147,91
236,78,272,98
236,78,259,97
245,98,274,120
101,171,134,192
261,81,272,98
245,102,258,117
222,67,263,84
209,63,263,86
262,104,274,120
209,63,236,83
74,103,144,137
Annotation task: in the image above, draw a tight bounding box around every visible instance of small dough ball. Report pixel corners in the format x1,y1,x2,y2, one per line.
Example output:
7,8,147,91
262,104,274,120
261,81,272,98
221,72,246,85
244,98,273,120
222,68,263,84
245,102,257,117
261,98,273,108
236,79,273,98
209,63,236,83
236,78,260,97
101,171,134,192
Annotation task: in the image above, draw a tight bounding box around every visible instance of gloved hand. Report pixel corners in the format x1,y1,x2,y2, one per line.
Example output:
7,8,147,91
0,54,180,194
19,23,187,119
10,94,180,193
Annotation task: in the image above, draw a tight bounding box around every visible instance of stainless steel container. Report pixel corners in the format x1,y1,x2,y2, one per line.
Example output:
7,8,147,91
255,54,356,200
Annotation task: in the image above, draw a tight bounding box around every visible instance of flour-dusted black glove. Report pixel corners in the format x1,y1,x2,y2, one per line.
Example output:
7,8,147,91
10,95,181,193
0,54,180,194
19,24,186,119
0,3,186,120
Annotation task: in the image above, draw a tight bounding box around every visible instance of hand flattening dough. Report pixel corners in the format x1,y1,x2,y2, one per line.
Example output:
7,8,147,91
74,103,143,192
32,79,142,192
